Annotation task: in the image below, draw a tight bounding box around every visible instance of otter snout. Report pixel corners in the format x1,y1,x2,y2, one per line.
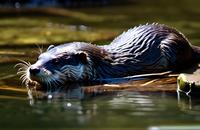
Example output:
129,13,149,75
29,67,40,75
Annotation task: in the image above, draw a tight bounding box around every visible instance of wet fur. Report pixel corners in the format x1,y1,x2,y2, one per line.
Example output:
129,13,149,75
16,23,200,86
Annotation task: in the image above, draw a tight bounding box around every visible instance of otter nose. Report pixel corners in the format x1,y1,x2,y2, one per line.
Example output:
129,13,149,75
29,67,40,75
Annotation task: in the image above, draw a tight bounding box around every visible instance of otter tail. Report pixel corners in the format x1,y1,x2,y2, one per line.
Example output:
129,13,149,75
192,45,200,62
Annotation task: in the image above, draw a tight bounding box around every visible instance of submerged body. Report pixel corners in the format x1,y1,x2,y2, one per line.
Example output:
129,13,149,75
17,24,200,86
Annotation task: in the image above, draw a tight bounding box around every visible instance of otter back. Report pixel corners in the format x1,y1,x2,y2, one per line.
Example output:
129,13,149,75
102,24,196,76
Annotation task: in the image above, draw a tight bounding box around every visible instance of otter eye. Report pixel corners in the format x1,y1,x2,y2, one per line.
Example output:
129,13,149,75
51,58,59,65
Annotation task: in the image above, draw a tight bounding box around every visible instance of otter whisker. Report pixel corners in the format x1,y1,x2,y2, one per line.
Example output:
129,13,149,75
17,70,27,75
50,75,60,86
54,70,66,84
21,77,27,83
21,76,30,84
16,67,29,73
18,62,30,67
43,77,52,90
18,68,27,72
18,65,29,69
15,60,32,86
40,70,66,89
21,73,28,80
15,62,28,68
20,73,27,79
16,60,31,67
15,61,30,71
58,77,65,84
32,44,44,55
51,79,58,86
47,78,54,92
37,44,43,55
22,77,29,85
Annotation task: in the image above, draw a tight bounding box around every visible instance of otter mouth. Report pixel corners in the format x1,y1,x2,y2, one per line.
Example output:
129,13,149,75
15,61,65,87
29,67,51,82
28,67,66,87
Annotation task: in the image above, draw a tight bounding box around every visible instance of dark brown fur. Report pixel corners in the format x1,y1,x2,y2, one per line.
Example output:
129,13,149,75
24,24,200,84
84,24,200,79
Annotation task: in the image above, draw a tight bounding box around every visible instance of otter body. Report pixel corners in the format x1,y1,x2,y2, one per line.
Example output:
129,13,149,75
19,24,200,86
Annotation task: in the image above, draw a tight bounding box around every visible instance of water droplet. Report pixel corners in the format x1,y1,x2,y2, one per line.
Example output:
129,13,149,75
48,94,53,99
67,102,72,107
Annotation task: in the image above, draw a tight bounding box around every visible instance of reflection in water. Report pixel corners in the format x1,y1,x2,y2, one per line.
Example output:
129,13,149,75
27,83,85,105
23,84,199,128
177,91,200,115
29,82,200,115
30,83,86,99
24,80,200,116
28,83,173,112
1,80,200,128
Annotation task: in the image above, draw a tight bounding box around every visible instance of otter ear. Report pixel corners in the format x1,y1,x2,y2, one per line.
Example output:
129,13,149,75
76,51,88,64
47,45,55,51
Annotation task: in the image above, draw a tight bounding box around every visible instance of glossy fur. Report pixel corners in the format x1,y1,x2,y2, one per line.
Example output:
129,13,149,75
18,24,200,85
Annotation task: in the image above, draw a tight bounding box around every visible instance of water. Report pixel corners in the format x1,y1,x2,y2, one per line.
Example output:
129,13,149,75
1,84,200,129
1,0,200,129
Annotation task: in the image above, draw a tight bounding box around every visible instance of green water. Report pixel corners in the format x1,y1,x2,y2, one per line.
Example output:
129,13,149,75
1,86,200,129
1,0,200,129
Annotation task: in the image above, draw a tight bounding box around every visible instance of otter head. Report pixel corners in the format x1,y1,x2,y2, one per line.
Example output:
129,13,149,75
27,44,90,86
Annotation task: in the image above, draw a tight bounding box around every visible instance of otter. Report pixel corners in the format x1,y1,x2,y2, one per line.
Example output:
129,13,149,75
16,23,200,86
